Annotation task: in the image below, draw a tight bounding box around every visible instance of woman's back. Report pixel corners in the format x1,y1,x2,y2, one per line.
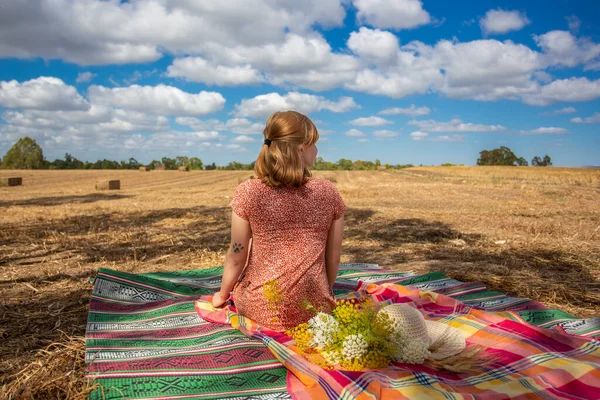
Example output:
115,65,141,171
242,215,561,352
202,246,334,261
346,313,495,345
232,177,346,330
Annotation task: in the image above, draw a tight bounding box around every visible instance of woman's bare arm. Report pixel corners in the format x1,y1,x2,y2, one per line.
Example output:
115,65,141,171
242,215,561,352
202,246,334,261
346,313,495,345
325,216,344,289
212,212,251,307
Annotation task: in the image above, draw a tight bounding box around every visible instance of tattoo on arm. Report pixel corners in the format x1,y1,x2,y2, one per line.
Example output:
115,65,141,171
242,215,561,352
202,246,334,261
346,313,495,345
232,243,244,253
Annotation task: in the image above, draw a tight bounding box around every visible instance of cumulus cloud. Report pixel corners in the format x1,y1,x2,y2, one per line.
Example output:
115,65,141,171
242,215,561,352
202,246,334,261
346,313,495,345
232,135,257,143
571,112,600,124
0,0,347,65
520,127,569,135
234,92,359,119
353,0,431,30
194,33,361,91
379,104,430,116
522,78,600,106
347,27,399,65
345,129,366,137
480,9,530,35
176,117,264,134
432,39,542,101
88,84,226,116
76,72,97,83
409,118,505,132
373,130,399,137
542,107,576,116
349,116,393,126
534,30,600,70
166,57,263,86
410,131,428,141
0,77,89,111
430,134,466,142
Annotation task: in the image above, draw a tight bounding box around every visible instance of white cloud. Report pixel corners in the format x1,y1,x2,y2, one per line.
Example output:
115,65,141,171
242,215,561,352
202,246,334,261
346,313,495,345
522,78,600,106
542,107,576,116
571,112,600,124
232,135,257,143
347,27,399,65
176,117,264,134
224,143,248,152
432,39,542,101
346,38,542,101
357,138,369,142
430,134,466,142
409,118,505,132
166,57,263,86
222,118,264,134
2,106,170,134
88,84,226,116
353,0,431,30
566,16,581,33
234,92,359,119
480,9,530,35
379,104,430,116
349,116,393,126
76,72,97,83
410,131,428,141
345,129,366,137
0,0,347,65
373,130,399,137
201,33,361,91
0,77,89,111
534,30,600,71
520,127,569,135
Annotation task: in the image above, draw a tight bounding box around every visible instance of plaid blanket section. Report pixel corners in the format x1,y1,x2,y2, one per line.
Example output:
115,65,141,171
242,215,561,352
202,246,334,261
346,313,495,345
86,264,600,399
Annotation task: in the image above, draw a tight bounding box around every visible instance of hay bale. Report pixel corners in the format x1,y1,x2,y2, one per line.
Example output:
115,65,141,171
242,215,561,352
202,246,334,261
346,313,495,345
139,166,150,171
377,166,388,171
0,177,22,187
95,180,120,190
178,166,190,172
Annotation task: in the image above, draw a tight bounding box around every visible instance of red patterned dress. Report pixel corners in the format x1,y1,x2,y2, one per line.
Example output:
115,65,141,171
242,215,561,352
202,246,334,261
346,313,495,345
230,177,346,331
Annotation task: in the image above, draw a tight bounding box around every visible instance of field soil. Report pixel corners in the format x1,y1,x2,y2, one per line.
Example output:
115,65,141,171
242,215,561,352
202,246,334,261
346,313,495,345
1,167,599,398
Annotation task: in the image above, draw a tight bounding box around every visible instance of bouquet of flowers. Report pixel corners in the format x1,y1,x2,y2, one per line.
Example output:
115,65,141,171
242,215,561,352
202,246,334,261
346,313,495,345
286,298,475,372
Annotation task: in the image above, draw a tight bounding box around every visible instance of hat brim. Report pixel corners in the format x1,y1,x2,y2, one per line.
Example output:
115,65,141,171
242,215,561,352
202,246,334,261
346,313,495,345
425,320,466,360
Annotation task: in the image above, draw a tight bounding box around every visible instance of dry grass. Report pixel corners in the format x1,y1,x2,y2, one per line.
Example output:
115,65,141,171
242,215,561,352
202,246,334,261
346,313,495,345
0,168,598,398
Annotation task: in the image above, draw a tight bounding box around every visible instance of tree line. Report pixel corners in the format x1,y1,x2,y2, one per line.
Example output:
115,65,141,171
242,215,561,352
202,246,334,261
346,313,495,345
476,146,552,167
0,137,415,171
1,137,552,170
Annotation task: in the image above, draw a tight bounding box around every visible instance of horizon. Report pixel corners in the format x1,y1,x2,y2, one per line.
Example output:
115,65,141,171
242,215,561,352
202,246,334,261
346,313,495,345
1,1,600,167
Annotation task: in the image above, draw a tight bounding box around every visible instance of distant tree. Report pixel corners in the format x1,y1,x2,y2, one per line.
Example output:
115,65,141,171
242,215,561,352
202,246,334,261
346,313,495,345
375,159,381,168
338,158,353,170
175,156,190,168
204,162,217,170
149,160,162,170
161,157,177,170
2,137,44,169
189,157,203,170
477,146,522,166
127,158,140,169
532,155,552,166
516,157,528,166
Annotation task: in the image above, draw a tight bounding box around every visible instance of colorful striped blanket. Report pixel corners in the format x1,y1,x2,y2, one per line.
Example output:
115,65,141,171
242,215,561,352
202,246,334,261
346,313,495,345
86,265,600,399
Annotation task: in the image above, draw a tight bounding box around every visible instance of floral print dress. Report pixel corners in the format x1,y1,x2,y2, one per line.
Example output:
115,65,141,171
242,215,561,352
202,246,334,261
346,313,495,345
231,177,346,331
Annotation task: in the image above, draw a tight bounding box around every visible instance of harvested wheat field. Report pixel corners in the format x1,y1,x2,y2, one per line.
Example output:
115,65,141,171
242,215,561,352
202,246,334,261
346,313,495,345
1,167,599,398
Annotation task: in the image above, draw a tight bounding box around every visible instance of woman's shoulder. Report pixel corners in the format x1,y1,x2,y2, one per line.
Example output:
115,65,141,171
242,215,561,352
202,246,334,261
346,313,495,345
306,177,341,195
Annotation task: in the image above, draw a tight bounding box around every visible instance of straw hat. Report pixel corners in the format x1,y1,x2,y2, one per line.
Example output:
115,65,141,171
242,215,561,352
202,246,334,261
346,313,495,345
378,303,465,360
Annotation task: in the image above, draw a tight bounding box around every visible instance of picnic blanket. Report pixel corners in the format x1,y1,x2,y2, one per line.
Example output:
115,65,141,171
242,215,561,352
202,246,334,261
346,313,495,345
86,264,600,399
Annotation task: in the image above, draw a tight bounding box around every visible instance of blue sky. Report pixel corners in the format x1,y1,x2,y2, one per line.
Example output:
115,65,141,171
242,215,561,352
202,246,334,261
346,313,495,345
0,0,599,166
